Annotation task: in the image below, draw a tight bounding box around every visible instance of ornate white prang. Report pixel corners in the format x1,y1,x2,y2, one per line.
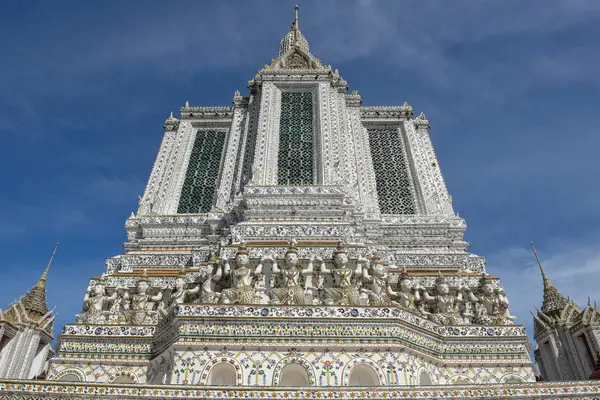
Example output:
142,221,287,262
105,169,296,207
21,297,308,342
44,10,538,392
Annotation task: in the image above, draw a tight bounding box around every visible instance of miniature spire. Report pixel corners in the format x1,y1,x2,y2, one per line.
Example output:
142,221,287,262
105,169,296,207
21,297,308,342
279,4,310,56
530,241,568,317
19,242,59,321
530,241,553,290
164,111,179,131
35,241,59,290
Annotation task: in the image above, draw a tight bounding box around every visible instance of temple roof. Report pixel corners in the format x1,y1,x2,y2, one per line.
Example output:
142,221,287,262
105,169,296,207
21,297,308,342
2,242,58,332
20,263,51,321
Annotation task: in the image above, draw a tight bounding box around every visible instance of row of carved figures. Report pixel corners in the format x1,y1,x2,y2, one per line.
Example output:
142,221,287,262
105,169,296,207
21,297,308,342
77,241,515,326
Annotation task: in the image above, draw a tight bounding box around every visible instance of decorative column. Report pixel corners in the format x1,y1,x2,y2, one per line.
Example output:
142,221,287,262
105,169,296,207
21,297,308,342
16,329,41,378
349,100,380,217
404,112,454,216
163,119,196,214
0,332,15,378
215,91,248,211
249,82,279,186
4,328,30,378
137,112,180,215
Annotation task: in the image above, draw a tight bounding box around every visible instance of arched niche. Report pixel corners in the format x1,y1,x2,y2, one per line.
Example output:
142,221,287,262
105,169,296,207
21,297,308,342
208,362,237,386
58,374,81,382
54,368,86,382
112,375,135,384
419,369,433,385
348,364,380,386
279,363,310,387
502,374,524,384
108,370,138,384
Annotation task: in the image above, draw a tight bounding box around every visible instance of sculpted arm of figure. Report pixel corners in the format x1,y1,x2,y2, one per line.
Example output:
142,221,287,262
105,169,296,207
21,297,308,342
150,288,165,302
270,256,280,275
106,290,118,303
320,260,332,275
356,256,368,277
420,287,435,302
303,257,314,276
455,290,464,303
187,283,201,296
122,291,130,310
82,286,92,311
201,276,211,293
362,265,372,282
254,260,264,276
212,261,224,282
498,291,510,309
387,283,398,297
464,287,478,302
413,287,421,302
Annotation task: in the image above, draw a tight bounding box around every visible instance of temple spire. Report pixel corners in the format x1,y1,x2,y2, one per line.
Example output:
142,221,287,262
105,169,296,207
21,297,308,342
530,241,568,317
35,241,59,290
530,241,553,290
294,4,299,31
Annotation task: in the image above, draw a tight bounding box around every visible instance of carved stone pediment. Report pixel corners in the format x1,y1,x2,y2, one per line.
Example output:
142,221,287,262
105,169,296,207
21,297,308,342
284,51,310,69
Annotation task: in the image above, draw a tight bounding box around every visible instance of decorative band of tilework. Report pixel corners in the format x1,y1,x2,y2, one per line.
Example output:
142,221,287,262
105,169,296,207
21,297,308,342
173,305,527,337
176,321,528,356
0,380,598,399
61,325,155,337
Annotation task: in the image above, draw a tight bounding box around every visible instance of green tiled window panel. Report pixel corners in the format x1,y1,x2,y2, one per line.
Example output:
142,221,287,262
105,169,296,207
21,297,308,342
368,127,415,214
177,130,225,213
277,92,314,185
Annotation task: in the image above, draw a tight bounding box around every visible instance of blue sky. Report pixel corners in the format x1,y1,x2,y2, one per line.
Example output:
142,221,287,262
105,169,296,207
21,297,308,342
0,0,599,346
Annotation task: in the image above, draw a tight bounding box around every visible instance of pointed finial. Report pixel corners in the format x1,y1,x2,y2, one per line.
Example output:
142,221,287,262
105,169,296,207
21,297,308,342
295,4,299,30
36,241,59,289
185,101,190,108
530,241,552,289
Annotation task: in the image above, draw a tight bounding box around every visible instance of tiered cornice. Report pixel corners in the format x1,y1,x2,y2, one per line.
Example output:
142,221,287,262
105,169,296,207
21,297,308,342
179,104,234,120
360,103,414,121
